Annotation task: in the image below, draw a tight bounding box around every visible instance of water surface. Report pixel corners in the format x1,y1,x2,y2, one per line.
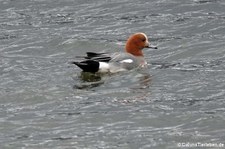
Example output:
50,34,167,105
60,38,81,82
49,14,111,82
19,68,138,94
1,0,225,148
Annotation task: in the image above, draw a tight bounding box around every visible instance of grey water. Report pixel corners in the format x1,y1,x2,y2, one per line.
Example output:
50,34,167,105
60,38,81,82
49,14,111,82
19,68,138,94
1,0,225,148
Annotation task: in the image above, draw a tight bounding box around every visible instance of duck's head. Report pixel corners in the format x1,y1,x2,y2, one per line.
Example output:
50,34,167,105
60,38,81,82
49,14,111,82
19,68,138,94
125,32,157,56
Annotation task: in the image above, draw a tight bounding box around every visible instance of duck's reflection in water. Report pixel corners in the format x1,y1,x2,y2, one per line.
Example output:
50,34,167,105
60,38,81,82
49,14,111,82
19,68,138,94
73,72,105,89
73,70,152,91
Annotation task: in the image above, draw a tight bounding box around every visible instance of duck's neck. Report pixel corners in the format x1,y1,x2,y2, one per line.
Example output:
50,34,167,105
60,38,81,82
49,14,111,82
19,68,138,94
125,43,144,57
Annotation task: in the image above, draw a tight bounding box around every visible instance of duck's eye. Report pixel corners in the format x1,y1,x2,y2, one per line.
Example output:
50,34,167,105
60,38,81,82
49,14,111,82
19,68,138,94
142,38,146,42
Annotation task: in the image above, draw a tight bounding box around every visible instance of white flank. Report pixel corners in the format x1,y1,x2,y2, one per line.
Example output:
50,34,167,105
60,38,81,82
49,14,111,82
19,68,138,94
99,62,110,73
120,59,133,64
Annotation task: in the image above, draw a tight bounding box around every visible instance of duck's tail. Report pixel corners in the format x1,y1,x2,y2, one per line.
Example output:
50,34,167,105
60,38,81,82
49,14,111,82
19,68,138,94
71,60,100,73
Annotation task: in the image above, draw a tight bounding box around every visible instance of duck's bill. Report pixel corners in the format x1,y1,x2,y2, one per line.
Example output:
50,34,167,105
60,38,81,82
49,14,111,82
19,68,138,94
149,45,158,49
145,41,158,49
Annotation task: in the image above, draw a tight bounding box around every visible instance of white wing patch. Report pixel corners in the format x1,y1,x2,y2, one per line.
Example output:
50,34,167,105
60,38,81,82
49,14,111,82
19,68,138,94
120,59,133,64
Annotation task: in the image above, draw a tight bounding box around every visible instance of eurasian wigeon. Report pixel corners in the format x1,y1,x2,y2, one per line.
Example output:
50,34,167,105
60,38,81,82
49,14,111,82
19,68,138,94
72,32,157,73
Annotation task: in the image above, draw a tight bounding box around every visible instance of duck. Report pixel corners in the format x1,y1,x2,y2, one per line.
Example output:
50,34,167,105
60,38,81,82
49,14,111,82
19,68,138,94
72,32,157,73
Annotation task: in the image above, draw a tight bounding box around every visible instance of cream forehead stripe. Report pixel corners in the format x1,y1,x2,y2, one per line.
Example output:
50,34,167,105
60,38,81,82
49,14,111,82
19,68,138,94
140,33,148,41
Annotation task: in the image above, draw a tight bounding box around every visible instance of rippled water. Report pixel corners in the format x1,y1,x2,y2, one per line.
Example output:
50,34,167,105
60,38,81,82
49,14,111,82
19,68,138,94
1,0,225,148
